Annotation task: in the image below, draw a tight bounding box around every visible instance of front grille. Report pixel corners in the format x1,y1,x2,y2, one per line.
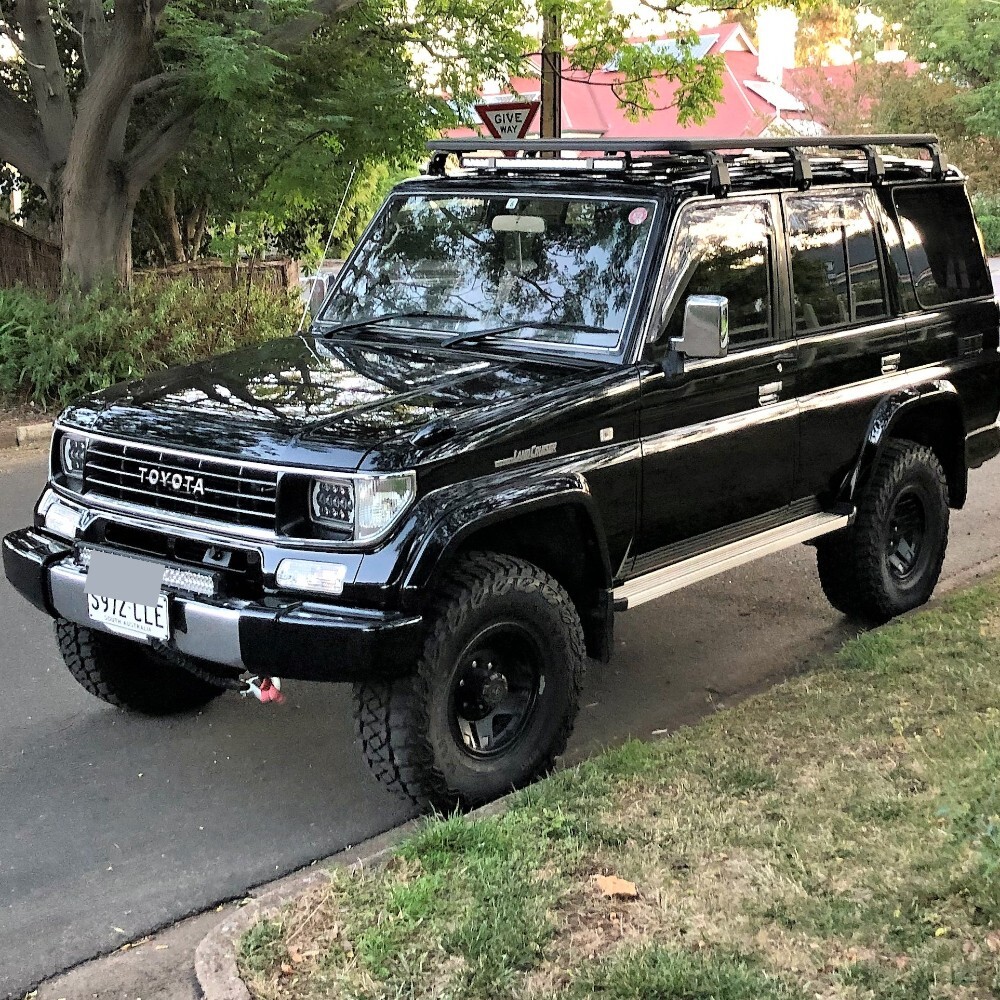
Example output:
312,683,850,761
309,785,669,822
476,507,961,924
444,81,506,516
83,439,278,531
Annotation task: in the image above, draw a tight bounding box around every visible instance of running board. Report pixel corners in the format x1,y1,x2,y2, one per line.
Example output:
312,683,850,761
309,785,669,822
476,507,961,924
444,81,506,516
614,510,853,610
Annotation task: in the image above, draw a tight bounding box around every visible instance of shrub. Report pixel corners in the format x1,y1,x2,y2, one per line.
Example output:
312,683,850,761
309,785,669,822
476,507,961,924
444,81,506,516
0,277,300,410
972,194,1000,257
978,215,1000,258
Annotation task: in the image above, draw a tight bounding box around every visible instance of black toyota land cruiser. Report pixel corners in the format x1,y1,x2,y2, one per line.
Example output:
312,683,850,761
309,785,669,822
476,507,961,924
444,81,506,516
5,134,999,809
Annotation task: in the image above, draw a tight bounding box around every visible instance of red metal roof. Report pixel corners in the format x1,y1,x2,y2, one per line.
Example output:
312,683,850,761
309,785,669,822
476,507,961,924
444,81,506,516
448,23,816,142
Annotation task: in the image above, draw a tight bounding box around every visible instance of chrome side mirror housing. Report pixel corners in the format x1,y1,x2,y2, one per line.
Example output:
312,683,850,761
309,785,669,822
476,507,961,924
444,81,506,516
669,294,729,360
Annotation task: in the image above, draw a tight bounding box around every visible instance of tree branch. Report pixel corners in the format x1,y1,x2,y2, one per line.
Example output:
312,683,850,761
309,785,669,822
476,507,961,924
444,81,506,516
15,0,74,164
72,0,110,79
0,79,52,187
131,70,186,102
263,0,361,54
128,110,196,190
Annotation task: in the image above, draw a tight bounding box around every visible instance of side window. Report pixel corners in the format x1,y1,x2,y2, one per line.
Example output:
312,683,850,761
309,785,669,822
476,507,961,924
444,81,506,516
787,195,888,332
655,199,773,353
893,186,992,307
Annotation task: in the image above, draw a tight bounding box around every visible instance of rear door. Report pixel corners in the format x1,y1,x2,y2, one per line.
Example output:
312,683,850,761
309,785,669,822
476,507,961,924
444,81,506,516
787,189,909,502
633,194,799,565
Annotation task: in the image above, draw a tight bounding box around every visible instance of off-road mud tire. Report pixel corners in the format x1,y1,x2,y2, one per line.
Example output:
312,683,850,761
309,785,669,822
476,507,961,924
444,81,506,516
354,552,586,810
816,439,949,624
56,619,228,715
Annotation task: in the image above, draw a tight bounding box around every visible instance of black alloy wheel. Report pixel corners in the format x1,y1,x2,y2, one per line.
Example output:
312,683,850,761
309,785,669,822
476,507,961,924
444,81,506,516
885,489,927,581
449,623,543,757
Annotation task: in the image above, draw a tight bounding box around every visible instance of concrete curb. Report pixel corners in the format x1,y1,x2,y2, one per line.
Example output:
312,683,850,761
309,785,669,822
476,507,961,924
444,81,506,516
0,420,53,450
194,797,514,1000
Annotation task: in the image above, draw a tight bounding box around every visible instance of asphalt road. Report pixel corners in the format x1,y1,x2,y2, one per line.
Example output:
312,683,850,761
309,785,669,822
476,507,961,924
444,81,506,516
2,435,1000,997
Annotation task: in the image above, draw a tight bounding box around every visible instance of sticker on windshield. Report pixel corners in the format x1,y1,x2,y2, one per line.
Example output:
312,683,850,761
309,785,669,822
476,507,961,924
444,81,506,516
628,206,649,226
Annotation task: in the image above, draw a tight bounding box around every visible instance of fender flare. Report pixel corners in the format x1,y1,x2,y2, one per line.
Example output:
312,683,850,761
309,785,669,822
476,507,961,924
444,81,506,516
842,381,966,506
401,471,614,594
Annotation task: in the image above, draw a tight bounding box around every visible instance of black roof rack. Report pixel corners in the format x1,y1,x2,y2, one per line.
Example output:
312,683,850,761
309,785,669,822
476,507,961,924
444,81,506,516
426,134,947,193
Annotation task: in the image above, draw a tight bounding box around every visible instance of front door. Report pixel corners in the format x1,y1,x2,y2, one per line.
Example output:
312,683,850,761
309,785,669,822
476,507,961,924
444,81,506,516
633,195,799,569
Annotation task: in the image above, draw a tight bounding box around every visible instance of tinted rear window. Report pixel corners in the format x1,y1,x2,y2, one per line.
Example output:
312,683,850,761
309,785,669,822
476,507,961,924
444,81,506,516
892,186,991,307
787,194,888,331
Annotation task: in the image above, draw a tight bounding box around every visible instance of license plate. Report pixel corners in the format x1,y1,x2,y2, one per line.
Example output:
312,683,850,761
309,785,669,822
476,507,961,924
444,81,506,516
87,593,171,642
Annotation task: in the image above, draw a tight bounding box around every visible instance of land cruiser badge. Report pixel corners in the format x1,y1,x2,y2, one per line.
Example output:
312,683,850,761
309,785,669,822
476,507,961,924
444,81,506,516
495,442,557,469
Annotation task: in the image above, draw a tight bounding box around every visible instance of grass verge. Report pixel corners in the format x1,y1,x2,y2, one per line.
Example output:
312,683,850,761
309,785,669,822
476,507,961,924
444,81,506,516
240,581,1000,1000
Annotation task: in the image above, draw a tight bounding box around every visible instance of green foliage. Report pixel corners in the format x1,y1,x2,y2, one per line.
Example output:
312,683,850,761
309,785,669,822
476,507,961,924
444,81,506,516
0,279,298,409
869,0,1000,181
973,194,1000,256
136,1,440,268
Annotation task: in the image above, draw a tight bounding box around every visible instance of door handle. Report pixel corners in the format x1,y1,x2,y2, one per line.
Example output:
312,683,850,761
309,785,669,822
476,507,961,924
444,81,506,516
774,351,797,364
881,353,901,375
758,381,782,407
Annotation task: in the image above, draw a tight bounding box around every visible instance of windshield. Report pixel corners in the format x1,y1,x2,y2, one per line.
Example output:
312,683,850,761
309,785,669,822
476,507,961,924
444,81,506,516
319,192,657,352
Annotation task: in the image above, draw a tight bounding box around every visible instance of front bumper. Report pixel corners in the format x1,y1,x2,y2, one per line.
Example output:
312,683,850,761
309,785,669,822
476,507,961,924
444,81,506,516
2,528,423,681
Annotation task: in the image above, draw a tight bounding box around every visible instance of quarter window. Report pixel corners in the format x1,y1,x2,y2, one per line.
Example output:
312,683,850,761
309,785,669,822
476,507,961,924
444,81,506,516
893,186,992,307
657,199,774,351
787,195,888,332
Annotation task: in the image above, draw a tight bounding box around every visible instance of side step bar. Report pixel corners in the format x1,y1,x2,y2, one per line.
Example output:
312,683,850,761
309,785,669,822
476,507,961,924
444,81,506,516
614,510,853,610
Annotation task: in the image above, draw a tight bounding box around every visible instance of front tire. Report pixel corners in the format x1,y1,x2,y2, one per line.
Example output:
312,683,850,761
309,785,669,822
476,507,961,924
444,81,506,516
354,552,586,810
816,439,949,623
56,619,228,715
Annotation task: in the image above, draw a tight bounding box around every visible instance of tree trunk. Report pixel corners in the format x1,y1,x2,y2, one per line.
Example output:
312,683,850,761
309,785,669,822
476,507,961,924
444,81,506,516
61,164,136,289
159,182,187,262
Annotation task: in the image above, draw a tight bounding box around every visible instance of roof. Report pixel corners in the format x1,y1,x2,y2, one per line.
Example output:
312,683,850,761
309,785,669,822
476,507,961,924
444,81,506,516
447,23,818,144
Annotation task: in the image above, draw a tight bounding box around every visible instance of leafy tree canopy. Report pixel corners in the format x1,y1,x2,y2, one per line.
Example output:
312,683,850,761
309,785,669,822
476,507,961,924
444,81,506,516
0,0,775,287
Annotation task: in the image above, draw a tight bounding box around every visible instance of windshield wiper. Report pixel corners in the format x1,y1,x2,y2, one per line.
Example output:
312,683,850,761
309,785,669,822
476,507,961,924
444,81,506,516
441,321,616,348
315,311,473,336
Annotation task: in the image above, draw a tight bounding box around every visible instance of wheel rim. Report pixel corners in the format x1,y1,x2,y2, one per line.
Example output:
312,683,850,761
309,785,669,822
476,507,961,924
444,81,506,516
448,622,543,758
886,488,927,580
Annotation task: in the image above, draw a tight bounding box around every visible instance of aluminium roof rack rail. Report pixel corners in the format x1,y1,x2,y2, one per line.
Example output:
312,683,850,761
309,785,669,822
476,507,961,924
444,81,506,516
426,134,947,194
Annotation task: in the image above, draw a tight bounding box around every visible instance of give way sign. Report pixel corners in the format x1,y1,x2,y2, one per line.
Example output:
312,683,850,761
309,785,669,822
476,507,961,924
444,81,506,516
474,101,540,156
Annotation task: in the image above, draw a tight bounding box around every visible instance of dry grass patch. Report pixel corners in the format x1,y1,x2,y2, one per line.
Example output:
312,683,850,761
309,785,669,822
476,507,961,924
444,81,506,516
242,582,1000,1000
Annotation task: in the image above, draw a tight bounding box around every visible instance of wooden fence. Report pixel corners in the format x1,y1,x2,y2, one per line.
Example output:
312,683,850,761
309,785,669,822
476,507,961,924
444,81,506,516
0,219,298,296
0,218,61,297
138,257,300,293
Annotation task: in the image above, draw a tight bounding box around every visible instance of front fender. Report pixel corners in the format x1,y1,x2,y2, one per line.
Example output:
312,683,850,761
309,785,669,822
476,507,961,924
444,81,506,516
401,470,613,593
842,381,965,505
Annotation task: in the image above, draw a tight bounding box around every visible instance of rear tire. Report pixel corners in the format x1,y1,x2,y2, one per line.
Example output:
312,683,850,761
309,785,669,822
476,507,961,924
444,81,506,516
56,619,228,715
816,439,949,624
354,552,586,810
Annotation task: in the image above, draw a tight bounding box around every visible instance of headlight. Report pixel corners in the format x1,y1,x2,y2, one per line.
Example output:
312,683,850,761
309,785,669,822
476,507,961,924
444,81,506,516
310,471,416,543
60,434,88,481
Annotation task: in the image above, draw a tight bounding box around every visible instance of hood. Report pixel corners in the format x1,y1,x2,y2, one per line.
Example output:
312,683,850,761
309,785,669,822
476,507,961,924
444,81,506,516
60,335,581,470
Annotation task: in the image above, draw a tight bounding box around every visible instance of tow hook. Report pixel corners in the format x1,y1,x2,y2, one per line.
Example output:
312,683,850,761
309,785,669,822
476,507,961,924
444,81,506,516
241,675,285,704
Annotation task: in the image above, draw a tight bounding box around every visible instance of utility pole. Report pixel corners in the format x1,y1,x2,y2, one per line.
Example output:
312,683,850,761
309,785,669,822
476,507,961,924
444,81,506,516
540,7,562,146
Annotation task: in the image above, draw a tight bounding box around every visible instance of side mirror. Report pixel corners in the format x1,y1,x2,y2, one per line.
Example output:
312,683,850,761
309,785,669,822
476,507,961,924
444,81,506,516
669,295,729,360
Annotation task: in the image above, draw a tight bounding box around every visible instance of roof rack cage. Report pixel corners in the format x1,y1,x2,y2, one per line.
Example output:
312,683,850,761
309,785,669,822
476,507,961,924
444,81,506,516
426,135,947,190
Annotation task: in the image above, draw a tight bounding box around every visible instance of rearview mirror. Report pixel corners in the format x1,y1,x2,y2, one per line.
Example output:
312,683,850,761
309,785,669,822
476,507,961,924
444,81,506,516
492,215,546,234
669,295,729,360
